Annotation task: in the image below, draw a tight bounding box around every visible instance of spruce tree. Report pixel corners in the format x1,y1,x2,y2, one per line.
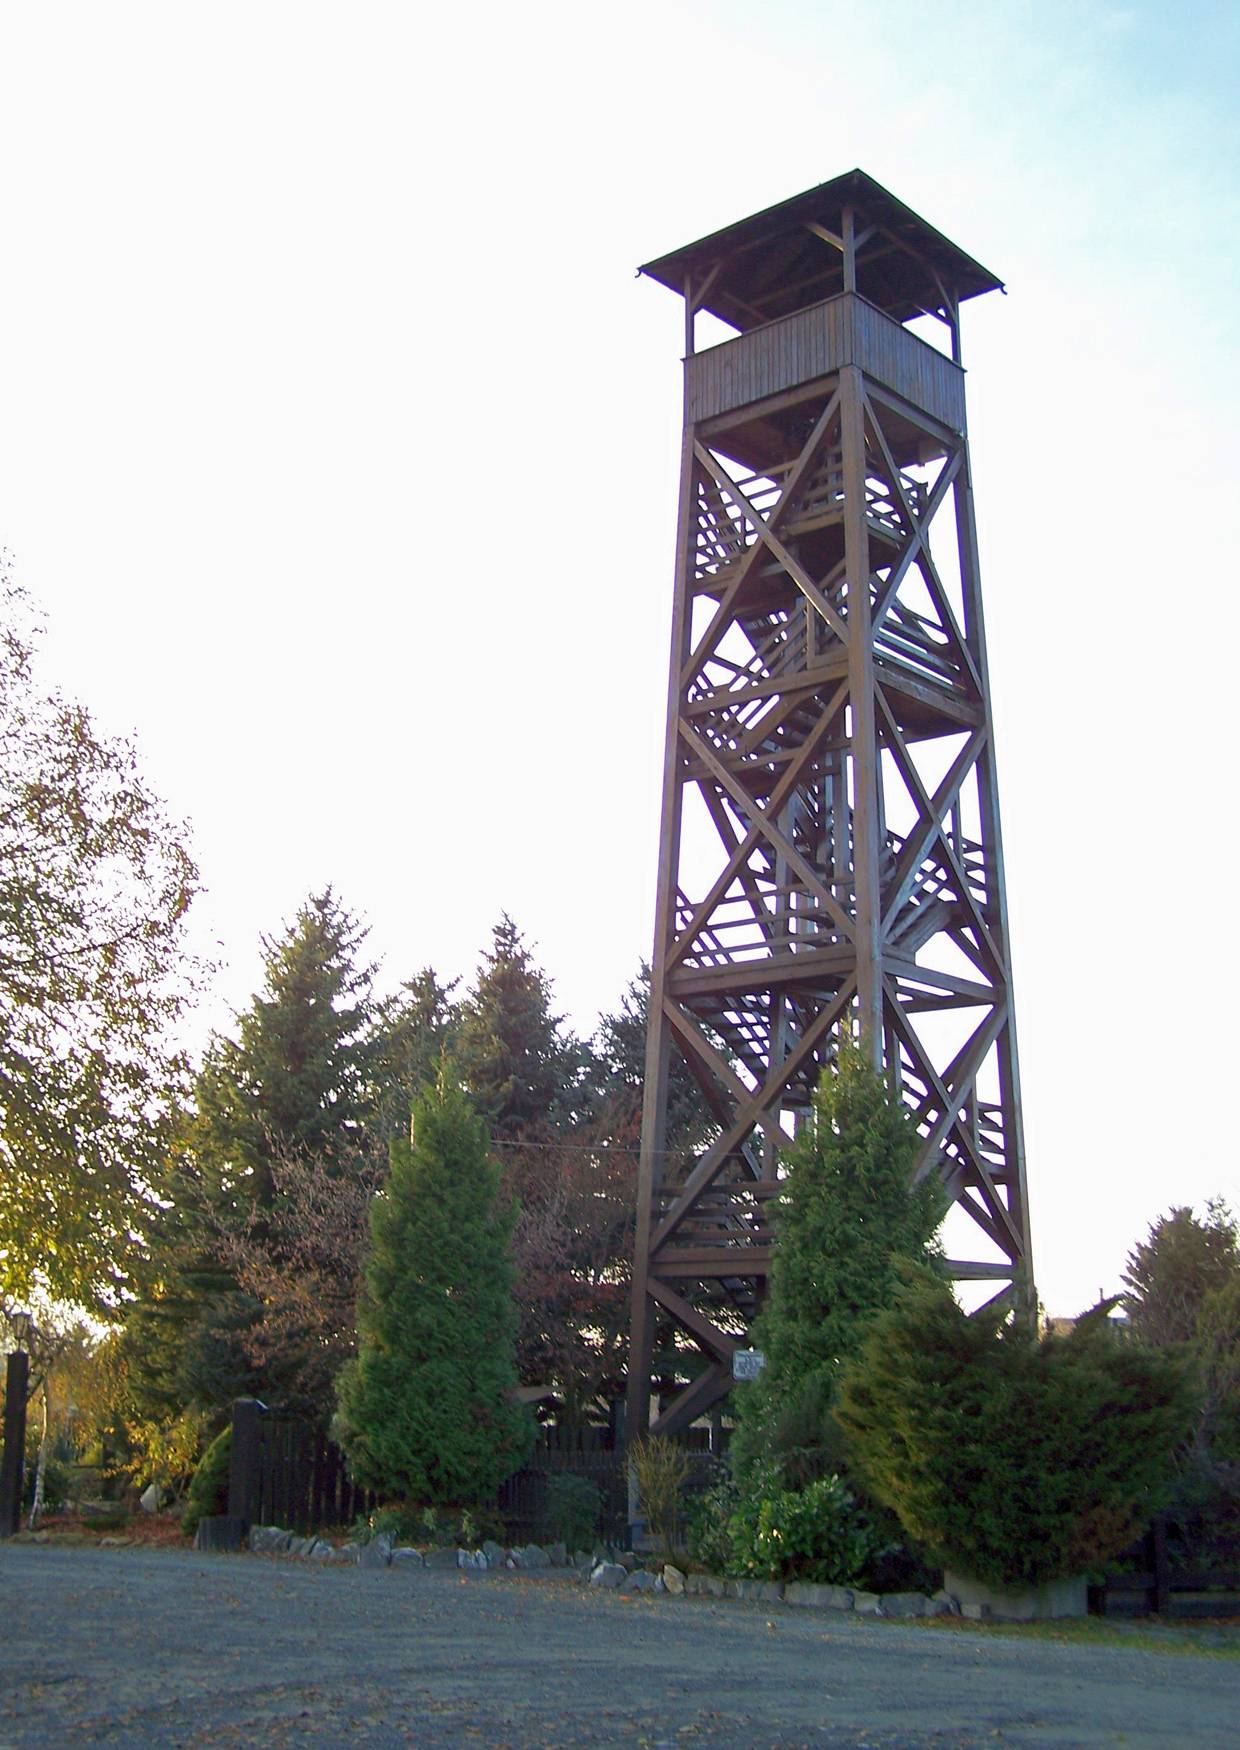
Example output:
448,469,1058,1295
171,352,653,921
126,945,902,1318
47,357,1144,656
334,1078,532,1505
454,915,579,1140
733,1037,944,1477
124,891,382,1423
192,888,380,1207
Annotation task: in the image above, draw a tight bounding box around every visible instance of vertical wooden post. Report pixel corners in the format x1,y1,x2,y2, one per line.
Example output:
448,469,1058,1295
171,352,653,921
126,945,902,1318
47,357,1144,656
0,1351,30,1538
841,361,881,1059
227,1398,265,1530
1149,1514,1171,1616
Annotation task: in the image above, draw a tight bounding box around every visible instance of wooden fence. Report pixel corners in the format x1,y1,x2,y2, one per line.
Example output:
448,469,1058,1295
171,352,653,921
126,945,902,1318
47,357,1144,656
498,1424,720,1548
227,1399,376,1533
1093,1517,1240,1618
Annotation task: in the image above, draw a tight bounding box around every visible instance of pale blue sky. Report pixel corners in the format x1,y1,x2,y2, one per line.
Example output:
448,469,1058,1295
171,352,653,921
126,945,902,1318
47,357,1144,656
0,0,1236,1314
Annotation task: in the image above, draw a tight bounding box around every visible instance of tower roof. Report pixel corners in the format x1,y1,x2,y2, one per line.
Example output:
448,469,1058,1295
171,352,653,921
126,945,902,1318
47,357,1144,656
640,168,1003,333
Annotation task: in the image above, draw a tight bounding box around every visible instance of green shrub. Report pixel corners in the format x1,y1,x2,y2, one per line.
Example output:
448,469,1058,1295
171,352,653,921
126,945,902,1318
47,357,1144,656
686,1468,739,1574
541,1473,601,1548
181,1427,231,1539
836,1272,1196,1589
732,1045,944,1481
724,1461,886,1584
334,1080,532,1507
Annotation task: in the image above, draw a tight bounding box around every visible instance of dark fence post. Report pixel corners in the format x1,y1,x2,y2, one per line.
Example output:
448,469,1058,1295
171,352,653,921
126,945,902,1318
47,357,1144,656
227,1398,266,1531
0,1352,30,1538
1149,1514,1170,1616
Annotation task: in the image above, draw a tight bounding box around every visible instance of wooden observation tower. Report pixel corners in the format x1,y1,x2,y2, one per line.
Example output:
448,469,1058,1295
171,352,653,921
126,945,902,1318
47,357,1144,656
627,170,1032,1440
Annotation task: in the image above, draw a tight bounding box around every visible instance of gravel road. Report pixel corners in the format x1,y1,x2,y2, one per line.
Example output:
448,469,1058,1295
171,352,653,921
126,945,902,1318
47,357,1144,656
2,1544,1236,1748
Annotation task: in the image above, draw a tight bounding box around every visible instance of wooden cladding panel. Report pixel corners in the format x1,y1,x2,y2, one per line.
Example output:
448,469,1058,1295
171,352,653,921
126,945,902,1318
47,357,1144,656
686,293,966,431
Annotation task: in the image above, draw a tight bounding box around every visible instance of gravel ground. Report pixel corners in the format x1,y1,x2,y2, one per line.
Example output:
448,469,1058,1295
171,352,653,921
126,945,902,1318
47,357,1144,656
2,1543,1238,1748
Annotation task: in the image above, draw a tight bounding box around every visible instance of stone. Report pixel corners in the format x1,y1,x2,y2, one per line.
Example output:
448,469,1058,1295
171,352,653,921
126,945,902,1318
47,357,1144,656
574,1549,595,1570
880,1592,929,1618
98,1535,132,1547
306,1539,334,1561
852,1591,881,1614
944,1569,1088,1623
139,1483,164,1515
590,1562,626,1589
520,1543,551,1568
423,1545,460,1569
392,1547,423,1565
618,1551,637,1572
623,1568,658,1591
247,1525,289,1555
323,1545,355,1564
686,1572,726,1598
733,1579,783,1604
961,1602,992,1621
784,1582,854,1612
457,1549,488,1570
662,1564,686,1596
932,1589,961,1615
482,1540,506,1567
358,1539,391,1568
548,1541,568,1568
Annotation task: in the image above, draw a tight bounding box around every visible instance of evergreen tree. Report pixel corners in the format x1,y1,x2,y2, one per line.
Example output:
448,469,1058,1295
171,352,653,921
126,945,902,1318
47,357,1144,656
589,964,712,1152
732,1037,944,1478
454,915,579,1140
371,966,460,1142
334,1078,532,1504
123,891,383,1424
1122,1200,1240,1349
192,889,380,1207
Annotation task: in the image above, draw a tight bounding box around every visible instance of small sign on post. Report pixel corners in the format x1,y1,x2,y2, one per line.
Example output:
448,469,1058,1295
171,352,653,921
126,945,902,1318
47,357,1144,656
732,1349,765,1382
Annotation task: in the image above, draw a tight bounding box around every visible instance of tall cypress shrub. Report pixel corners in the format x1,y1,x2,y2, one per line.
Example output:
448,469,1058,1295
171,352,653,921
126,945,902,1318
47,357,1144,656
334,1078,532,1505
732,1039,944,1479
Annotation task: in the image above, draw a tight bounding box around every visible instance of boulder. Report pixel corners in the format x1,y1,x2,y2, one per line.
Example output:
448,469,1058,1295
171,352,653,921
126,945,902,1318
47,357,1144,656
422,1545,460,1569
590,1562,626,1589
784,1582,853,1611
482,1540,506,1567
392,1547,423,1566
852,1591,881,1615
879,1592,929,1618
358,1539,391,1568
548,1541,568,1568
944,1570,1088,1623
733,1579,783,1604
248,1525,291,1555
519,1543,551,1568
686,1572,727,1598
139,1483,164,1515
458,1549,488,1570
932,1589,961,1615
662,1564,686,1596
623,1568,659,1592
305,1539,334,1562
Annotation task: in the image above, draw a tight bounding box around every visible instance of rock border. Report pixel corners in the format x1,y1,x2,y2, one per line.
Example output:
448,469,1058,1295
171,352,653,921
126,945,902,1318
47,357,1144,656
240,1524,967,1618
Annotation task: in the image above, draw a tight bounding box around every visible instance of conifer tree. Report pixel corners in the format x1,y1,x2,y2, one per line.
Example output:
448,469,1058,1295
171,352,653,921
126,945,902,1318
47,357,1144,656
123,891,382,1423
733,1036,944,1477
454,915,579,1140
192,889,380,1207
334,1078,532,1504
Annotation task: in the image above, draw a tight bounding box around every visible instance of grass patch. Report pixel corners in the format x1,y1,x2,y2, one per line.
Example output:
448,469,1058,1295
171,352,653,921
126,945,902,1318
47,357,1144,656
916,1613,1240,1660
